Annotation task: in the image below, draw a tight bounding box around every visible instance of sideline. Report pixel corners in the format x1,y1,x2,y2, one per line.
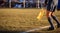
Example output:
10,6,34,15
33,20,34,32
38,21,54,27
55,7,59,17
22,24,57,33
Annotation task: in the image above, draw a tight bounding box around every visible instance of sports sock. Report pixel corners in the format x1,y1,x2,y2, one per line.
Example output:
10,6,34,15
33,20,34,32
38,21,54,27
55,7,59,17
51,15,60,25
48,17,54,28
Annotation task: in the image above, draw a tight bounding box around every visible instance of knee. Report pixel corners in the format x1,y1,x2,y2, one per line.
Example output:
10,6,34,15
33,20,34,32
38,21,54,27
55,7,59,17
46,12,52,18
46,13,51,18
51,12,55,16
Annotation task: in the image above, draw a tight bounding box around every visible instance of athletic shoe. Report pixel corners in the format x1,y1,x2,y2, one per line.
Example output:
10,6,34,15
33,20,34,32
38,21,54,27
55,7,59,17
48,27,54,31
57,24,60,28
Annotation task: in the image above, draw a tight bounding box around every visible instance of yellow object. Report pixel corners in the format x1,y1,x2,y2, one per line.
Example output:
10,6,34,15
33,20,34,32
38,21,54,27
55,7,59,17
37,8,45,20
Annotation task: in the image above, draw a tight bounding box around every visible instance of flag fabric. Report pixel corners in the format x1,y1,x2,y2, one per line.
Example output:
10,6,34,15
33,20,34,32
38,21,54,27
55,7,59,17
37,8,45,20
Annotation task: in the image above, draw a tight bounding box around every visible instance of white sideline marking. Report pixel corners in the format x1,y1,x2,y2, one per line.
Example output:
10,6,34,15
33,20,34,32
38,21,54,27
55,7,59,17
25,24,57,32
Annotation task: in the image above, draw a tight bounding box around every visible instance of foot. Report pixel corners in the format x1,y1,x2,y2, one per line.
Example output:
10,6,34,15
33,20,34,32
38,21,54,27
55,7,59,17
48,27,54,31
57,24,60,28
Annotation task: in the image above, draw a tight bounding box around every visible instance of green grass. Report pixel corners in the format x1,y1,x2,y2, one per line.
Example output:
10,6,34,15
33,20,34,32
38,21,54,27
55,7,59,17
0,9,60,33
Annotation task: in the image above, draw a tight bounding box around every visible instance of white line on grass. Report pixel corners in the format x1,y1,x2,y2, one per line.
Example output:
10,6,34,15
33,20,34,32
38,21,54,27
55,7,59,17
25,24,57,32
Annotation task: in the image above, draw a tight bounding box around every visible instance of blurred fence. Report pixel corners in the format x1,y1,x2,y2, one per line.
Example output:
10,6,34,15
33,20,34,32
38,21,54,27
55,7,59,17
0,0,60,9
0,0,45,8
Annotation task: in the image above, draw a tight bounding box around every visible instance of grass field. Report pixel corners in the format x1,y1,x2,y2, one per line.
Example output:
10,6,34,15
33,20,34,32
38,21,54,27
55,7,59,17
0,8,60,33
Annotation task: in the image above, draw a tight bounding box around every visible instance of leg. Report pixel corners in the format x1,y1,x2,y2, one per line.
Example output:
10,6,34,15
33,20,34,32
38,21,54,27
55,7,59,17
51,12,60,28
46,0,54,30
46,11,54,30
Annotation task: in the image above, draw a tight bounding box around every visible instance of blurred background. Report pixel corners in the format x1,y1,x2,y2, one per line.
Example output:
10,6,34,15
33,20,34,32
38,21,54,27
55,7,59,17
0,0,60,9
0,0,9,8
11,0,45,8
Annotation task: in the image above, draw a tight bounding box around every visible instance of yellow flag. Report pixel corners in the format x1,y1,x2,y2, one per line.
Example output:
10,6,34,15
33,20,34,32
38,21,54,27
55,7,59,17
37,8,45,20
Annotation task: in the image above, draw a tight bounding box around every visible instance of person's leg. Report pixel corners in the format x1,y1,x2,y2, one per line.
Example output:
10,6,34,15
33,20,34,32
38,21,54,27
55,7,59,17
51,12,60,28
46,11,54,30
46,0,55,30
51,5,60,28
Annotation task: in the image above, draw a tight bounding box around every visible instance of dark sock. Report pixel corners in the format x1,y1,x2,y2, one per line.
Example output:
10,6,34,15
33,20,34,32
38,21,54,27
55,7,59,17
51,15,60,25
48,17,54,28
